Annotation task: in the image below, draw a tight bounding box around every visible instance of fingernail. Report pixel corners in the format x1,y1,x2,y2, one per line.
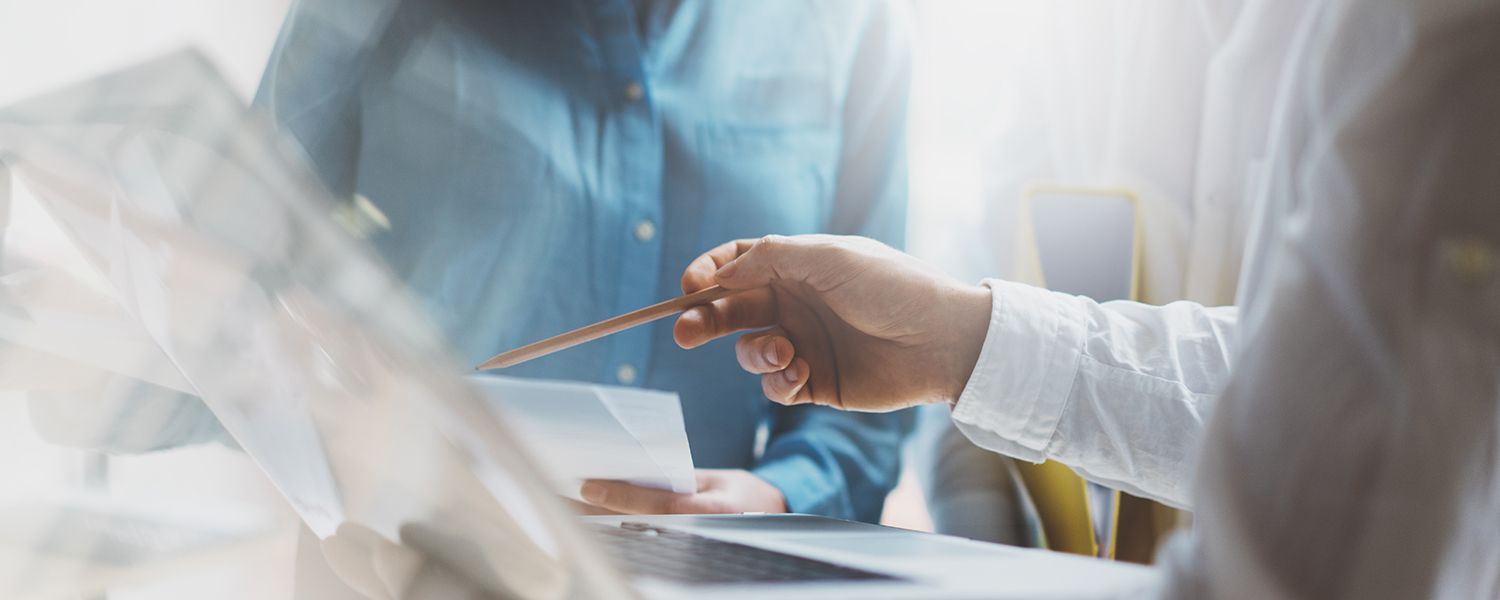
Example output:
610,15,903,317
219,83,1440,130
762,342,780,366
581,483,605,503
783,365,799,383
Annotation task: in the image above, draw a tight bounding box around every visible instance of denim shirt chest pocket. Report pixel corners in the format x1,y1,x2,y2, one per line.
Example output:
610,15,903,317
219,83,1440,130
693,70,839,247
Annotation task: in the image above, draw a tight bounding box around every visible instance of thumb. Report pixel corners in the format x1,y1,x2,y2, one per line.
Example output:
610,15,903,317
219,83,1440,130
714,234,848,291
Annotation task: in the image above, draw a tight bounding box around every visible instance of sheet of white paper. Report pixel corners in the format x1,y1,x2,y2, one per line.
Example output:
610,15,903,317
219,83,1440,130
595,386,696,494
467,375,696,498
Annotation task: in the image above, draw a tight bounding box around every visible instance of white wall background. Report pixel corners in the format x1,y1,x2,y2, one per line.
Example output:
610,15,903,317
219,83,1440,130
906,1,1022,278
0,0,289,104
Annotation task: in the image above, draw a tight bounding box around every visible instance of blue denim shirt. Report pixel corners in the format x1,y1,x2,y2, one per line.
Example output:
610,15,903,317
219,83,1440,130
255,0,914,521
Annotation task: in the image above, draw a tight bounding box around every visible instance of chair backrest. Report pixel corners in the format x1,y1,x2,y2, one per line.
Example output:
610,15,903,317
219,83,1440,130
1011,186,1140,558
1014,186,1141,301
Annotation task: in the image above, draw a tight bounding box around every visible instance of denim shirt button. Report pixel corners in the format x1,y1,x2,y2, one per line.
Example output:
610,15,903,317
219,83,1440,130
633,218,657,243
623,82,644,102
615,363,638,385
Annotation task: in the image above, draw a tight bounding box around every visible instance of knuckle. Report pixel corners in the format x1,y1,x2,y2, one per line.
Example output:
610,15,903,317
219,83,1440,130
761,375,785,401
756,234,786,256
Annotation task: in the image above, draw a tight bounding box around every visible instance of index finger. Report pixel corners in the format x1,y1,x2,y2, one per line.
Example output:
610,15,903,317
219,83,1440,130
681,239,757,294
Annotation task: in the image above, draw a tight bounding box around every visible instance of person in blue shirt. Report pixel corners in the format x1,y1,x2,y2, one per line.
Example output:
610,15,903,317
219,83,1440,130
255,0,914,522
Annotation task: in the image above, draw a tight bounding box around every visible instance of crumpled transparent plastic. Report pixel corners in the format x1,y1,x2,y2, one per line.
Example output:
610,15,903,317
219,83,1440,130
0,50,629,599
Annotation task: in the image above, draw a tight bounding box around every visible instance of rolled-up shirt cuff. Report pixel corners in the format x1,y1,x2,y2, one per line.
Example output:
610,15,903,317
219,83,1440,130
752,453,838,516
950,279,1086,462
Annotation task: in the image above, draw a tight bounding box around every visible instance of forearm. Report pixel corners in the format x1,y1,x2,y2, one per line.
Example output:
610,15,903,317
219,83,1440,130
951,279,1237,508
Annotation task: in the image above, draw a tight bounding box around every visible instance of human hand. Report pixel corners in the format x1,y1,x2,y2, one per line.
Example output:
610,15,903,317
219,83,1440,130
579,469,787,515
673,235,991,412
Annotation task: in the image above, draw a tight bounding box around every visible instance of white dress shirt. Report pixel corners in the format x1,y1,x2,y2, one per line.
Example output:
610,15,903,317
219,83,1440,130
952,0,1500,597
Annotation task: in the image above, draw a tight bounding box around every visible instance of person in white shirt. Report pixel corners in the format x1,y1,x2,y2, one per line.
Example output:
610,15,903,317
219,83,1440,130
607,0,1500,596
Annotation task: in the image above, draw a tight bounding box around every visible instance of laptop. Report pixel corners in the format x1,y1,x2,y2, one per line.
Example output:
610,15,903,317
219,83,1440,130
0,50,1155,599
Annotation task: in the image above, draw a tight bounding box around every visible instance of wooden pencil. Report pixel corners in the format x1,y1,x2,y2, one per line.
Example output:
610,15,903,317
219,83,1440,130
475,285,740,371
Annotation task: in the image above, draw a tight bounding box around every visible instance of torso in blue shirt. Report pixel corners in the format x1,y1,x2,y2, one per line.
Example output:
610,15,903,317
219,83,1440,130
258,0,913,521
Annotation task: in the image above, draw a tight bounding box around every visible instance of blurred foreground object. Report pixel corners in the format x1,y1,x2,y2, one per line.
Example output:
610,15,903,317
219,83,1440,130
0,494,282,598
0,49,629,599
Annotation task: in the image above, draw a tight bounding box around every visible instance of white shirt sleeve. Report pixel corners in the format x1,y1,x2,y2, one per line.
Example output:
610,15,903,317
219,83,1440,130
950,279,1236,508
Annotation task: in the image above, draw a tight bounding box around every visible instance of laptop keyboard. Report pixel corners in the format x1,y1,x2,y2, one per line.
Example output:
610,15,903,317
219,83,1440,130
591,521,903,585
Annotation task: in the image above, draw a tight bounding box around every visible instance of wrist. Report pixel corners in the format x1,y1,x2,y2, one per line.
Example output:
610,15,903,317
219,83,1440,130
937,284,993,405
